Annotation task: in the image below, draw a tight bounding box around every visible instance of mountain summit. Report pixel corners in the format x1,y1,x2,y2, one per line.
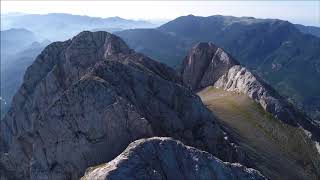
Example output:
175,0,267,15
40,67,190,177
0,32,245,179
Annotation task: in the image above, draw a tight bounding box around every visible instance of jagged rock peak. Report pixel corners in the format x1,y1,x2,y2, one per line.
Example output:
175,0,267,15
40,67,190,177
70,31,132,56
0,33,244,179
81,137,266,180
192,42,217,50
181,42,239,90
0,31,177,149
1,31,123,148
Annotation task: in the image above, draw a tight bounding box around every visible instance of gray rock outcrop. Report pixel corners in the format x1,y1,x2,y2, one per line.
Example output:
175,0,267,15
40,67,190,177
1,31,130,148
181,42,320,142
0,32,245,180
181,42,239,91
81,137,266,180
214,65,297,124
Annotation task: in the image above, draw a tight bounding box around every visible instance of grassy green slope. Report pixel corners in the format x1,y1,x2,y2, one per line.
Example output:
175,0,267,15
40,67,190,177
198,87,320,180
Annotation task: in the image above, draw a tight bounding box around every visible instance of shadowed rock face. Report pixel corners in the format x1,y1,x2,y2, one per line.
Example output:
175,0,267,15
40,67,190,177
0,31,181,148
181,42,239,91
1,31,131,147
0,32,245,180
81,137,266,180
181,42,320,142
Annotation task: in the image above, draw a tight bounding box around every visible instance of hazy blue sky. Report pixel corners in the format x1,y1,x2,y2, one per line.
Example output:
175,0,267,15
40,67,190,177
1,1,319,26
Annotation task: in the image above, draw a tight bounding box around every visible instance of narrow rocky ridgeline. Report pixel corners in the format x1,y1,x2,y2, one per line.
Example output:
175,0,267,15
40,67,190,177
181,42,320,143
81,137,266,180
0,32,247,179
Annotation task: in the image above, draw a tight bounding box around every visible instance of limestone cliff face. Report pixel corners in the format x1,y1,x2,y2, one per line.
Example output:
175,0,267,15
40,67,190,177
214,65,297,124
0,32,244,180
81,137,266,180
181,42,239,91
1,31,132,147
181,42,320,143
1,31,181,148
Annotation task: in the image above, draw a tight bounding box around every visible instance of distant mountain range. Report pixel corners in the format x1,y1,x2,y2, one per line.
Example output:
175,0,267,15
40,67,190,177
1,28,50,118
116,15,320,122
1,28,38,58
295,24,320,37
1,13,157,40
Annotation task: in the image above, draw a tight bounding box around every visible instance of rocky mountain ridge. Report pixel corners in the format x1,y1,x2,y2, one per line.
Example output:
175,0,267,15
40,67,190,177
181,42,320,144
0,31,246,180
182,42,320,179
1,31,319,180
81,137,266,180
